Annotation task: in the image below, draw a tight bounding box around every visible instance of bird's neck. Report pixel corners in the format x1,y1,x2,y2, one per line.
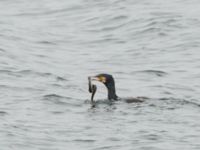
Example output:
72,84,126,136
106,83,118,100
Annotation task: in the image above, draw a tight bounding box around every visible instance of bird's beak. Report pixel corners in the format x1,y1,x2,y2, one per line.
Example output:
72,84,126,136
90,76,100,81
89,76,106,83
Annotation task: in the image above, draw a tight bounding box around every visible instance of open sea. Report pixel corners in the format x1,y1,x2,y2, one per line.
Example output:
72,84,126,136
0,0,200,149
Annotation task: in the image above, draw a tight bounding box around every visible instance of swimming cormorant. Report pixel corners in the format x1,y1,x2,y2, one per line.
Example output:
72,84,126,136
88,74,146,103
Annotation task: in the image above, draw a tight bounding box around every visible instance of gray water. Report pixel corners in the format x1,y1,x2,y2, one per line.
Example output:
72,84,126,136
1,0,200,149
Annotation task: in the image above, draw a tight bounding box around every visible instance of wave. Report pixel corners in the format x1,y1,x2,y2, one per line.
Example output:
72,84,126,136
43,94,72,100
132,70,168,77
42,94,83,107
158,97,200,108
0,111,8,116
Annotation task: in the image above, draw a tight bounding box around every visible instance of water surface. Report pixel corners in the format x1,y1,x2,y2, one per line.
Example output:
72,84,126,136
0,0,200,149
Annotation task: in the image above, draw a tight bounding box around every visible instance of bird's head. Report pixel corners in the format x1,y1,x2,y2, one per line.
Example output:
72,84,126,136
89,73,117,100
90,74,114,86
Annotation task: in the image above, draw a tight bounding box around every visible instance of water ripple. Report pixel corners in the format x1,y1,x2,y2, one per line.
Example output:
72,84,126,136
132,70,168,77
1,0,200,149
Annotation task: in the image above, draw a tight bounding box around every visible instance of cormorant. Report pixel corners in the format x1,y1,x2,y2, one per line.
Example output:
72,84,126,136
88,74,146,104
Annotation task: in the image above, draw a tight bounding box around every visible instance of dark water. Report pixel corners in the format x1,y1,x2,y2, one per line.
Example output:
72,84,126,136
1,0,200,149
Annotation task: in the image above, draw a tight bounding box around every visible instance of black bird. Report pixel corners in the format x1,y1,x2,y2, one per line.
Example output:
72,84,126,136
88,74,146,103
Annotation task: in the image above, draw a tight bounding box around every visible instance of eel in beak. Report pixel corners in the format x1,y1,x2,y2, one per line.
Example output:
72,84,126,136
88,77,97,107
